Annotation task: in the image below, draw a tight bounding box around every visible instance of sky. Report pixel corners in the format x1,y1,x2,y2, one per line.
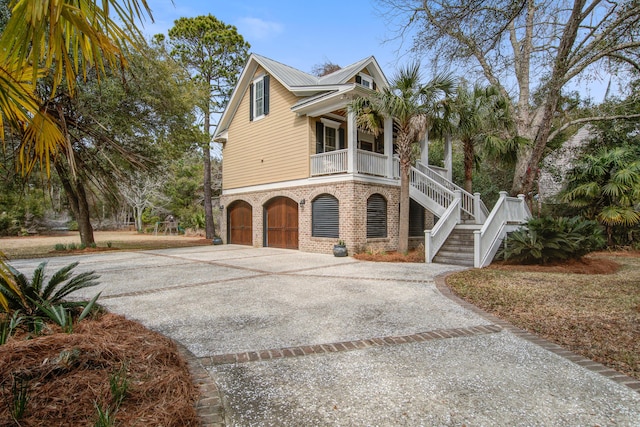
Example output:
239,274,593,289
141,0,614,102
142,0,412,79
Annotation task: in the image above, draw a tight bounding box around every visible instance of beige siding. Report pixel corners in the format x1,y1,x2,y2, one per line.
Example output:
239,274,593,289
223,67,310,190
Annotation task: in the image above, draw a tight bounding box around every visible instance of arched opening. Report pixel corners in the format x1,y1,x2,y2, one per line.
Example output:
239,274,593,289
227,200,253,246
264,197,299,249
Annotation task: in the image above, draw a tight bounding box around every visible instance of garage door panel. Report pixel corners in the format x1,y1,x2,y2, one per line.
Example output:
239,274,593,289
229,201,252,246
265,197,298,249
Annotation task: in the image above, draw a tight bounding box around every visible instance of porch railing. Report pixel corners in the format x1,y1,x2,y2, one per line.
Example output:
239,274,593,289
310,149,348,176
473,192,531,268
357,150,387,177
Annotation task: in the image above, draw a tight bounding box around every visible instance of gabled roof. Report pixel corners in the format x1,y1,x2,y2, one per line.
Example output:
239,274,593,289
213,53,389,141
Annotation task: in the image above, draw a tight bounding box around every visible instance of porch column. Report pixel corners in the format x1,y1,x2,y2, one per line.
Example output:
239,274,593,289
347,111,357,173
384,116,393,178
444,133,453,181
420,131,429,166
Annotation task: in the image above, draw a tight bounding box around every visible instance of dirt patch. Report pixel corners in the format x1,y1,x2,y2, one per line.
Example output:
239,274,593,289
0,312,199,426
489,255,621,275
1,231,211,259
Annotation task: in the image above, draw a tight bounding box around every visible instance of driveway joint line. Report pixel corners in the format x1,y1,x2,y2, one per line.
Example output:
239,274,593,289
198,324,503,367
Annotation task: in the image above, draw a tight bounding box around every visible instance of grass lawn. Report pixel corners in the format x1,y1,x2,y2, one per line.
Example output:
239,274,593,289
445,252,640,381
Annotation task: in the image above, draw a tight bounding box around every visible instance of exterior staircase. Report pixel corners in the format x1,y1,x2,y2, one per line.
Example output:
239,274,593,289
431,226,478,267
408,162,531,268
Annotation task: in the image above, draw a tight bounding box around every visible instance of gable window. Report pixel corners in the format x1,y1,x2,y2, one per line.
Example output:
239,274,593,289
250,75,270,121
316,118,345,154
367,194,387,238
312,194,339,238
355,73,375,90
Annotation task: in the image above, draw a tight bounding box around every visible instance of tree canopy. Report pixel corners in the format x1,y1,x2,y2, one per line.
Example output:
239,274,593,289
162,14,250,239
379,0,640,195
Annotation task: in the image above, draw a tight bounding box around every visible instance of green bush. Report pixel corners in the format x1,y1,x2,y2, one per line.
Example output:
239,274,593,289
499,216,605,264
54,243,67,251
0,261,101,333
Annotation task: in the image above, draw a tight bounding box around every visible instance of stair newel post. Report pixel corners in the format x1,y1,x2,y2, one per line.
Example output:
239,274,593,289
517,193,528,218
424,229,433,263
473,192,482,224
473,229,481,268
454,190,462,223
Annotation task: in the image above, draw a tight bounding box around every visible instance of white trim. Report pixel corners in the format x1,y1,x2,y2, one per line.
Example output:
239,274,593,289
320,118,341,129
222,174,399,196
252,75,266,120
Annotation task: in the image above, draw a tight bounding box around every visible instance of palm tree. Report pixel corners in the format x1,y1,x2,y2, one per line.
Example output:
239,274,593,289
446,83,513,193
561,146,640,245
0,0,152,174
350,63,454,254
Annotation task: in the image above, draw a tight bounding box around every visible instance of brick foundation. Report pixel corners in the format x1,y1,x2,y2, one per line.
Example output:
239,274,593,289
221,179,434,255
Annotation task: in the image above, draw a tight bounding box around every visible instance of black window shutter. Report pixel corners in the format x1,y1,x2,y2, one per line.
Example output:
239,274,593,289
409,199,425,237
338,128,345,149
373,81,377,91
355,75,362,84
249,83,254,121
263,75,270,115
367,194,387,238
316,122,324,154
312,194,339,238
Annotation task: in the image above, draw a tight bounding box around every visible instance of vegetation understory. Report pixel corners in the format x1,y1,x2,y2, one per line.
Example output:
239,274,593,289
0,312,199,426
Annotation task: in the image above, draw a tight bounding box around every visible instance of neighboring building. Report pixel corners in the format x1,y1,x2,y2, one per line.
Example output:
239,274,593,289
213,54,530,266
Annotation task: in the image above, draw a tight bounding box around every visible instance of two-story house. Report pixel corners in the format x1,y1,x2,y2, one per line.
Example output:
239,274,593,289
213,54,530,266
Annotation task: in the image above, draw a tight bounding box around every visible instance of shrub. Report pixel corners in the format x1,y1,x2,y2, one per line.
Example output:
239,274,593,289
54,243,67,251
0,261,101,332
499,216,605,264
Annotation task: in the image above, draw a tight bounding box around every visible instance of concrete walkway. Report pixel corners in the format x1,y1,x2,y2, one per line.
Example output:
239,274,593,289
11,246,640,426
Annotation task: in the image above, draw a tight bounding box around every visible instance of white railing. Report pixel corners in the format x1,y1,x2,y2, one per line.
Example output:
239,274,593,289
416,162,489,223
425,191,462,262
357,150,387,176
410,167,455,209
310,149,348,176
474,191,532,268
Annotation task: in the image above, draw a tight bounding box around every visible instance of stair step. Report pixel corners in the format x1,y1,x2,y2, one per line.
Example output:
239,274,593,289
432,255,474,267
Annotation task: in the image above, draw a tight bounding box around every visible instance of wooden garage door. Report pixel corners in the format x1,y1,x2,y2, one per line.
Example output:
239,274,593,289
265,197,298,249
228,201,252,246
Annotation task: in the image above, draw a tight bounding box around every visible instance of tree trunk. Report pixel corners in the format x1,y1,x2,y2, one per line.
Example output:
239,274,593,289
55,161,95,246
463,139,474,194
398,161,410,254
203,106,215,239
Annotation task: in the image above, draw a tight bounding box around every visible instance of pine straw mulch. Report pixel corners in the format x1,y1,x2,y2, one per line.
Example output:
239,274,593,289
445,253,640,381
0,312,199,426
353,248,425,263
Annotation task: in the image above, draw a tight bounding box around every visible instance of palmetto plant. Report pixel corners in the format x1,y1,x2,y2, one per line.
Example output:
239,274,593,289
0,261,100,329
349,63,454,253
561,146,640,245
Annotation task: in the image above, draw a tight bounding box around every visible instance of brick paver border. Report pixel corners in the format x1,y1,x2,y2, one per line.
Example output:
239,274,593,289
434,272,640,393
197,324,503,368
175,343,226,427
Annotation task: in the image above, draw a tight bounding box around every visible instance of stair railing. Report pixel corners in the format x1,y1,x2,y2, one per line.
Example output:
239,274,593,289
473,192,532,268
416,162,489,223
410,167,455,211
425,190,462,263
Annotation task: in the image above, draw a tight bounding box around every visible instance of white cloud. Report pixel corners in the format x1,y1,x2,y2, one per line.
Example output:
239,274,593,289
237,17,283,40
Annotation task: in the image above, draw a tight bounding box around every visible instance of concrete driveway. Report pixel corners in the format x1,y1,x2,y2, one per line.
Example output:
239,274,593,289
10,245,640,426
